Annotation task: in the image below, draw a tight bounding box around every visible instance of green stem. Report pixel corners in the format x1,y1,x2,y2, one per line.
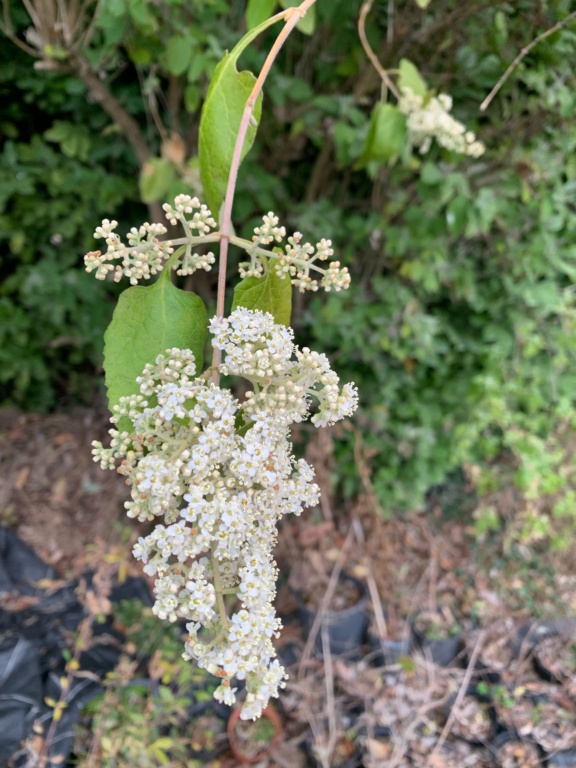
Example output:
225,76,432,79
228,235,327,275
211,546,230,627
165,231,328,277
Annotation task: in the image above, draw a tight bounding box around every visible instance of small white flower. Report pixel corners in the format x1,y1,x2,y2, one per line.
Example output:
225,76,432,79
399,87,485,158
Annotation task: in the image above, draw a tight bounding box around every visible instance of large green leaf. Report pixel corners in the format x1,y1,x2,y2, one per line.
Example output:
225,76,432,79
232,263,292,326
359,103,407,166
398,58,427,97
198,21,278,219
104,270,208,427
165,35,193,76
279,0,316,34
246,0,277,30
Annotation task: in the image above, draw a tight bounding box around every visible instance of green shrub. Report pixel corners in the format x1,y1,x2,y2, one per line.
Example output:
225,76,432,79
3,0,576,545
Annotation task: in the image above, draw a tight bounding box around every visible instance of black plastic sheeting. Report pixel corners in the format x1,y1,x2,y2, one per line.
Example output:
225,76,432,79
0,526,152,767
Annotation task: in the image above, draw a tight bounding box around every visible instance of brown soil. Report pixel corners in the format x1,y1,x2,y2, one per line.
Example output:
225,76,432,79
0,405,129,573
2,405,576,768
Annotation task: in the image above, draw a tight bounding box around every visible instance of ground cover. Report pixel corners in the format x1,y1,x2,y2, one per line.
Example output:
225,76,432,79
1,405,575,767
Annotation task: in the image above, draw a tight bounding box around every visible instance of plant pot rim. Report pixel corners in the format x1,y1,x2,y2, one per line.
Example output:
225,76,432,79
292,570,368,619
227,703,283,764
492,729,546,766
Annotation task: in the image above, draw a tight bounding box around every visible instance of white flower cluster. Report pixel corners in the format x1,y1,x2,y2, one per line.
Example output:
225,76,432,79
84,196,218,284
84,220,174,284
92,308,358,720
240,212,351,293
210,309,358,427
398,88,485,158
163,195,217,277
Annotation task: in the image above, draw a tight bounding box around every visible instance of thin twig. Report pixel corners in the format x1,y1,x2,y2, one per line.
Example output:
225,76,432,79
71,0,103,53
480,10,576,111
320,623,337,768
0,0,41,56
297,523,356,679
351,517,387,639
387,675,453,768
430,629,486,758
358,0,400,100
427,536,439,614
386,0,394,46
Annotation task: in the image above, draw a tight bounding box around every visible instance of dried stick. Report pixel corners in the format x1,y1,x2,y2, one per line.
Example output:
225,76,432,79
480,10,576,111
351,517,387,639
429,629,486,758
358,0,400,99
320,624,337,768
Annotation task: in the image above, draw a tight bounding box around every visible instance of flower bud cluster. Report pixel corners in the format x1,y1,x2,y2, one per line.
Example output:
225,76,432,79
92,308,358,720
176,250,216,276
162,194,217,234
85,220,174,284
163,195,217,277
240,212,351,293
398,88,485,158
84,196,219,284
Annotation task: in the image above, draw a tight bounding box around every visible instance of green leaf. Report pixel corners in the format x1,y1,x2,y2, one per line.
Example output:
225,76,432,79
165,35,192,76
414,0,432,7
127,0,158,33
279,0,316,35
232,263,292,326
139,157,176,204
103,270,208,427
445,195,470,235
184,83,201,113
126,41,152,66
398,58,427,97
359,103,407,166
246,0,277,30
199,17,284,218
44,121,91,161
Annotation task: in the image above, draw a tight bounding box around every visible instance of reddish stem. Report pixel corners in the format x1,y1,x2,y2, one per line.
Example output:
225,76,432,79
211,0,318,383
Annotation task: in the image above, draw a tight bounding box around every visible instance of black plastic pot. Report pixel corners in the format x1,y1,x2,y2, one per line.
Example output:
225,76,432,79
411,609,464,667
445,685,496,746
514,619,576,689
491,730,546,768
368,633,412,667
496,684,576,753
549,751,576,768
294,572,369,658
532,633,576,689
467,620,518,684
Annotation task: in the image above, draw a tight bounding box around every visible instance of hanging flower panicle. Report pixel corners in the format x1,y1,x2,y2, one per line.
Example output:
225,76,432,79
92,307,358,720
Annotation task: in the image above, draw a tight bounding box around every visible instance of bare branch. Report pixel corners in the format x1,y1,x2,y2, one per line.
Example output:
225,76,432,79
0,0,41,55
430,630,486,758
358,0,400,99
71,54,152,167
481,9,576,111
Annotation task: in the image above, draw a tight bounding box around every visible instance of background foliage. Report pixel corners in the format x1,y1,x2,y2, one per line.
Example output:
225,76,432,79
2,0,576,542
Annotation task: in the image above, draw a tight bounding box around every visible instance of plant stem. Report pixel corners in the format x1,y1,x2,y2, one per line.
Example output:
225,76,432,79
211,545,230,627
210,0,318,384
167,233,327,274
358,0,400,100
